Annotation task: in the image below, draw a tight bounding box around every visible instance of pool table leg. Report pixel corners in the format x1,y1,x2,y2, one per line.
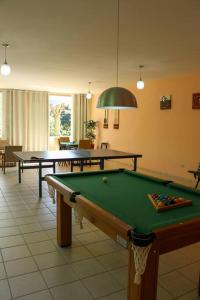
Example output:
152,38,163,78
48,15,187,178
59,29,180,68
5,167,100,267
128,242,159,300
57,192,72,247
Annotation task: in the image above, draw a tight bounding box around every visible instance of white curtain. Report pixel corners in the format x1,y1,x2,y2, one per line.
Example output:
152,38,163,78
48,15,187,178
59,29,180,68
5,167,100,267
2,89,48,151
71,94,91,142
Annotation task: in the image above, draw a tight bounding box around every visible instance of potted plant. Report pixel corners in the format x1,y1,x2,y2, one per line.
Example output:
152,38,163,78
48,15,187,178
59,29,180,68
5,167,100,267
85,120,97,148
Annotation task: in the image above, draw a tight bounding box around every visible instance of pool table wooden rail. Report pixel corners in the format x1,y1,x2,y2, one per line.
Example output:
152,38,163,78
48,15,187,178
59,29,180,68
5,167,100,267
45,174,200,300
155,217,200,254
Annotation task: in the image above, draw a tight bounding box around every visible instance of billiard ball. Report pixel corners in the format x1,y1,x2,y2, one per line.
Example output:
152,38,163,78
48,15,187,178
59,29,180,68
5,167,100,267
157,201,164,208
102,177,108,183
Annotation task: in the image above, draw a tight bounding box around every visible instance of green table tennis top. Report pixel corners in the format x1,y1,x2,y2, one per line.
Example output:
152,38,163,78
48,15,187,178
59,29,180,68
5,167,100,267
51,169,200,234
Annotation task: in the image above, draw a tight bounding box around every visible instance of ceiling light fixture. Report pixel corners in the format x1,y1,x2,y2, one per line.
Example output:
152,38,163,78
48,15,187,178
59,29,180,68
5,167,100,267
1,43,11,76
86,82,92,99
136,65,144,90
97,0,137,109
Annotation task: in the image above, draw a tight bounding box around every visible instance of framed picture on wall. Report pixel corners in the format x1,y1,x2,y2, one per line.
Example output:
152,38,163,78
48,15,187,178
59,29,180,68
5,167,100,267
160,95,172,110
113,110,120,129
192,93,200,109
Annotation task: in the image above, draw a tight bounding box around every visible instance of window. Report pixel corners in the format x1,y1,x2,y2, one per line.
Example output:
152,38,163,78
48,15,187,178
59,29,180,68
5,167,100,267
49,95,72,137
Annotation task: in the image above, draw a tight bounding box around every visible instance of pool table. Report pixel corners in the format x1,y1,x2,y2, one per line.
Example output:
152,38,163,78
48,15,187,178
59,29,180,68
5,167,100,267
45,169,200,300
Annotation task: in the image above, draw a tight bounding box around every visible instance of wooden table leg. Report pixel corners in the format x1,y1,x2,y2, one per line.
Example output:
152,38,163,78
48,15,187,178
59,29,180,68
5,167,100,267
128,242,159,300
57,192,72,247
198,272,200,296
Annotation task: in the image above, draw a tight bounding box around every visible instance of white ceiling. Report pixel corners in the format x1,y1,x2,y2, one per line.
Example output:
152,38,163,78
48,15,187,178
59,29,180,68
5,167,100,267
0,0,200,94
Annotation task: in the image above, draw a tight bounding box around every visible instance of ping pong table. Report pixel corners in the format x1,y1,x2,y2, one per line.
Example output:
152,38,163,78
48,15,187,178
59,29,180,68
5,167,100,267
14,149,142,197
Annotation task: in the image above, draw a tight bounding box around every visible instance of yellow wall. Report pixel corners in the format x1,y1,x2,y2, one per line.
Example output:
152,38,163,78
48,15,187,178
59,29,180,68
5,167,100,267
92,72,200,182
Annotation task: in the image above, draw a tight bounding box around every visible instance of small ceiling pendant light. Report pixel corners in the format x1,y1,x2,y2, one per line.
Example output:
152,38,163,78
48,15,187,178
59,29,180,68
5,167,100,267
86,82,92,99
97,0,137,109
1,43,11,76
136,65,144,90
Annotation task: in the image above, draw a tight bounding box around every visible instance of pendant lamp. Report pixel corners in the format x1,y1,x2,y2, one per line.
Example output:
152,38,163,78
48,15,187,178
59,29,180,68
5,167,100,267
86,82,92,100
97,0,137,110
136,65,144,90
1,43,11,76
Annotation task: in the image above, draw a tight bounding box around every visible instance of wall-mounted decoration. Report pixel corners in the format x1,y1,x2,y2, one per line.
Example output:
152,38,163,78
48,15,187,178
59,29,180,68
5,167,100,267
103,110,109,128
160,95,172,110
113,110,120,129
192,93,200,109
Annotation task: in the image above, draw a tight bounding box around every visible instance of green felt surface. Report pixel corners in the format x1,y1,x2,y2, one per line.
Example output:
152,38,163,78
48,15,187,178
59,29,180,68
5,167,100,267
52,169,200,234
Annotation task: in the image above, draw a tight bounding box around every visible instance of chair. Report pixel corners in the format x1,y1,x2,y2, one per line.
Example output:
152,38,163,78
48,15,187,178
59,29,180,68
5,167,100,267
100,142,109,149
79,140,94,165
2,145,22,174
0,140,9,166
58,136,70,150
70,140,92,171
188,163,200,189
58,137,70,166
78,139,92,149
0,139,9,150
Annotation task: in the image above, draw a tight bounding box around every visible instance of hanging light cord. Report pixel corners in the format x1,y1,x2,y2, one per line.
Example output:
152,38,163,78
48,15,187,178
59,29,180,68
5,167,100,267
4,46,7,63
139,65,144,81
116,0,119,87
2,43,9,64
3,44,8,63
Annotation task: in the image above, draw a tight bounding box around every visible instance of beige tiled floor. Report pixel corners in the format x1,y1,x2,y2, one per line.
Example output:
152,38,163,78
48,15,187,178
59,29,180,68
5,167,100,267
0,162,199,300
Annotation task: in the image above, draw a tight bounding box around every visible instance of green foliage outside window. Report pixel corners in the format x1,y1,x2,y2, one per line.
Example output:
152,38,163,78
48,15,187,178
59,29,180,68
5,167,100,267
49,103,71,136
60,110,71,136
